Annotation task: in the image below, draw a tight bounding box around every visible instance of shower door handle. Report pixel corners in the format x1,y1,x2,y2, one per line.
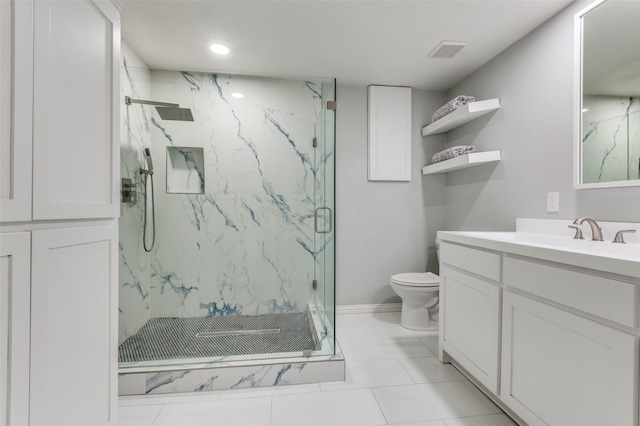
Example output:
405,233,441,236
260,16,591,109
314,207,332,234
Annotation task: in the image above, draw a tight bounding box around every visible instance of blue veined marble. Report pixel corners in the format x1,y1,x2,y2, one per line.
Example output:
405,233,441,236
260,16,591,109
583,96,640,183
200,300,241,316
167,147,205,194
120,63,333,340
119,46,154,344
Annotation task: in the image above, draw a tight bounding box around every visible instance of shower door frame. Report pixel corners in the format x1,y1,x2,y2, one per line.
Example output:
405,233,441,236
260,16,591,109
312,80,336,354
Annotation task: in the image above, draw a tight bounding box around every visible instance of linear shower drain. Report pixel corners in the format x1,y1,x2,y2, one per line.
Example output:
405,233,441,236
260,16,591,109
196,328,280,337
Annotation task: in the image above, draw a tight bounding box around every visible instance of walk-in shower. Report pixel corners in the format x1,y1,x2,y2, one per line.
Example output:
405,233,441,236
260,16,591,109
119,60,336,391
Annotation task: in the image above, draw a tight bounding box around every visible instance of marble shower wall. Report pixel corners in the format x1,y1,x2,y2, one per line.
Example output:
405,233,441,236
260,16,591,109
146,71,327,321
582,96,640,183
119,44,153,344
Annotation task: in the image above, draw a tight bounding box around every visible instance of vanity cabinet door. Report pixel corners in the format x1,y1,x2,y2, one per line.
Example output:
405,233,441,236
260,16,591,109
32,0,120,220
501,290,637,426
30,225,117,426
440,266,501,394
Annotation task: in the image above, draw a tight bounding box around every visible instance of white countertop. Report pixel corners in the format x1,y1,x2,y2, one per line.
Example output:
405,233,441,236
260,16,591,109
438,219,640,279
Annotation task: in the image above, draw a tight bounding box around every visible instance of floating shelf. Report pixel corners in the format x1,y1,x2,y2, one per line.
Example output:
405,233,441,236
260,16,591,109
422,151,501,175
422,98,500,136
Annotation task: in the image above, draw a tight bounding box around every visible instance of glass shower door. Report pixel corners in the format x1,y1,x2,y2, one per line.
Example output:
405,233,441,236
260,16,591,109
313,80,336,354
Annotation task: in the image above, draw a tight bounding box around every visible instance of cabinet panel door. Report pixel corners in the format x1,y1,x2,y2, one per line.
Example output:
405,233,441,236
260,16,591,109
0,0,33,222
0,232,30,426
501,290,638,426
32,0,120,220
440,266,501,393
30,225,117,426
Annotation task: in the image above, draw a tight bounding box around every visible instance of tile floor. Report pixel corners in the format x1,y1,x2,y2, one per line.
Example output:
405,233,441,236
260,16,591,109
119,311,517,426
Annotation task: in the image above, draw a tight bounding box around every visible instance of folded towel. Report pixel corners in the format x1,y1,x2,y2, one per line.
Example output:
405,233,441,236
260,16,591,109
432,145,476,164
431,95,476,123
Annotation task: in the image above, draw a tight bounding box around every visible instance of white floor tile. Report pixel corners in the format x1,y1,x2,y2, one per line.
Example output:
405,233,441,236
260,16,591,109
336,312,400,327
336,324,384,342
151,397,271,426
347,359,415,387
444,413,519,426
118,405,163,426
373,322,439,340
387,421,447,426
372,381,502,424
218,382,321,400
349,338,431,361
399,357,465,384
419,336,440,356
119,392,220,407
271,389,386,426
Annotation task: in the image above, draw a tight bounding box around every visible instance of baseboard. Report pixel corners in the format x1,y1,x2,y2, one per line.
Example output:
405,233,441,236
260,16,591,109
336,303,402,315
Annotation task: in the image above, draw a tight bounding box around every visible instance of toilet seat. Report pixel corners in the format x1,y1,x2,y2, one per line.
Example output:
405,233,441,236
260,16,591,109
390,272,439,287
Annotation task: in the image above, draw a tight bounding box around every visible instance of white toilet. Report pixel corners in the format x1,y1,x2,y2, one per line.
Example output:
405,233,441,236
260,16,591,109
390,272,439,330
389,240,441,331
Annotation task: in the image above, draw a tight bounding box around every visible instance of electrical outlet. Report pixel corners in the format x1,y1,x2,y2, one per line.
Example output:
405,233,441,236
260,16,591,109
547,192,560,213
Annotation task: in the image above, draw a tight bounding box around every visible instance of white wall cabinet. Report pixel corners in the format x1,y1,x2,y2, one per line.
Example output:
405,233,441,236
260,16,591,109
31,0,120,220
0,0,33,222
30,225,118,426
1,0,121,424
0,232,31,426
501,290,637,426
368,85,412,181
6,0,120,222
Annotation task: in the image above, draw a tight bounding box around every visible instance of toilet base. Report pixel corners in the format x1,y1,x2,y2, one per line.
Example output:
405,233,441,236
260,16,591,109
400,303,439,331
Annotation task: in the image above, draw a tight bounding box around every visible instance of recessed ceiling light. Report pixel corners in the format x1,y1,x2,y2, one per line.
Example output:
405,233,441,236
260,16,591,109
231,93,244,98
210,44,230,55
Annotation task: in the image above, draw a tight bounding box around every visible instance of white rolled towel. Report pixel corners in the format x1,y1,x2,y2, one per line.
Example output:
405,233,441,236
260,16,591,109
432,145,476,164
431,95,476,123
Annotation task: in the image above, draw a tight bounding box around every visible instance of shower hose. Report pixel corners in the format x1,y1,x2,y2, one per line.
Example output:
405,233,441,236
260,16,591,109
142,172,156,253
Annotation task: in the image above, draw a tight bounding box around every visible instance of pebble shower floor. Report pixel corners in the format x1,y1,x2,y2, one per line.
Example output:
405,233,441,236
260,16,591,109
118,311,321,363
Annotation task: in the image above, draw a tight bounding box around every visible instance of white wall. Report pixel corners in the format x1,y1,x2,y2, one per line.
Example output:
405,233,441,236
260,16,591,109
335,86,446,306
444,0,640,231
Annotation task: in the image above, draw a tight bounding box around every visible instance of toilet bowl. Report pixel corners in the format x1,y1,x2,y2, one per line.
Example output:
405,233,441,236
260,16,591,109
390,272,440,330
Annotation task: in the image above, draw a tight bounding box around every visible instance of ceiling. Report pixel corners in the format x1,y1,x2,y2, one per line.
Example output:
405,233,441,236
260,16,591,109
121,0,574,91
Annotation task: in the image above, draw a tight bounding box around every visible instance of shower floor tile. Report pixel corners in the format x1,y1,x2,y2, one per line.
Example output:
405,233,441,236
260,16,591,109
118,312,320,363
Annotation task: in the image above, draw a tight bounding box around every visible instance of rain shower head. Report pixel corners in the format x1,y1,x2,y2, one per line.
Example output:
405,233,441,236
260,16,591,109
156,106,194,121
125,96,194,121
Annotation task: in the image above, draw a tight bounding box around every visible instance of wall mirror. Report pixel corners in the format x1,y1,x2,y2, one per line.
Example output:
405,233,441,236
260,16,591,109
574,0,640,189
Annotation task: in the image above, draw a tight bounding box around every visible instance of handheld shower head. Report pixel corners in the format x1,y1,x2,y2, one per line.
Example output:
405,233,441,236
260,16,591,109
144,148,154,172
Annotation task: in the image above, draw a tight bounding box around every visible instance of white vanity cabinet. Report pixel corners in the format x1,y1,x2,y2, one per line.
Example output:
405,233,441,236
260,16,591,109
439,242,502,394
501,290,637,426
438,230,640,426
500,255,639,426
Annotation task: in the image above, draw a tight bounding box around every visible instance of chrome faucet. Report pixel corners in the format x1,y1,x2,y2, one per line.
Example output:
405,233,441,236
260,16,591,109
572,217,604,241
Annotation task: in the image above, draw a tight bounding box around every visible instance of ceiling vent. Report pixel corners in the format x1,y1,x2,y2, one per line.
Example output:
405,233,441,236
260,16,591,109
428,41,468,59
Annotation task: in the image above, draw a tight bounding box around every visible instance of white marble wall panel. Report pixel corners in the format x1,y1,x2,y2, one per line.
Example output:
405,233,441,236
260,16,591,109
145,70,325,318
118,353,345,395
582,96,640,183
119,43,153,344
166,147,205,194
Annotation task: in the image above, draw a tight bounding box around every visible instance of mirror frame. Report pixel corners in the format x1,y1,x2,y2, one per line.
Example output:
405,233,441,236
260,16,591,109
573,0,640,189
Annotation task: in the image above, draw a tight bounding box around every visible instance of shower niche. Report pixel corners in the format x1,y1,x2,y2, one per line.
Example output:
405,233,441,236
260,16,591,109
166,146,205,194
